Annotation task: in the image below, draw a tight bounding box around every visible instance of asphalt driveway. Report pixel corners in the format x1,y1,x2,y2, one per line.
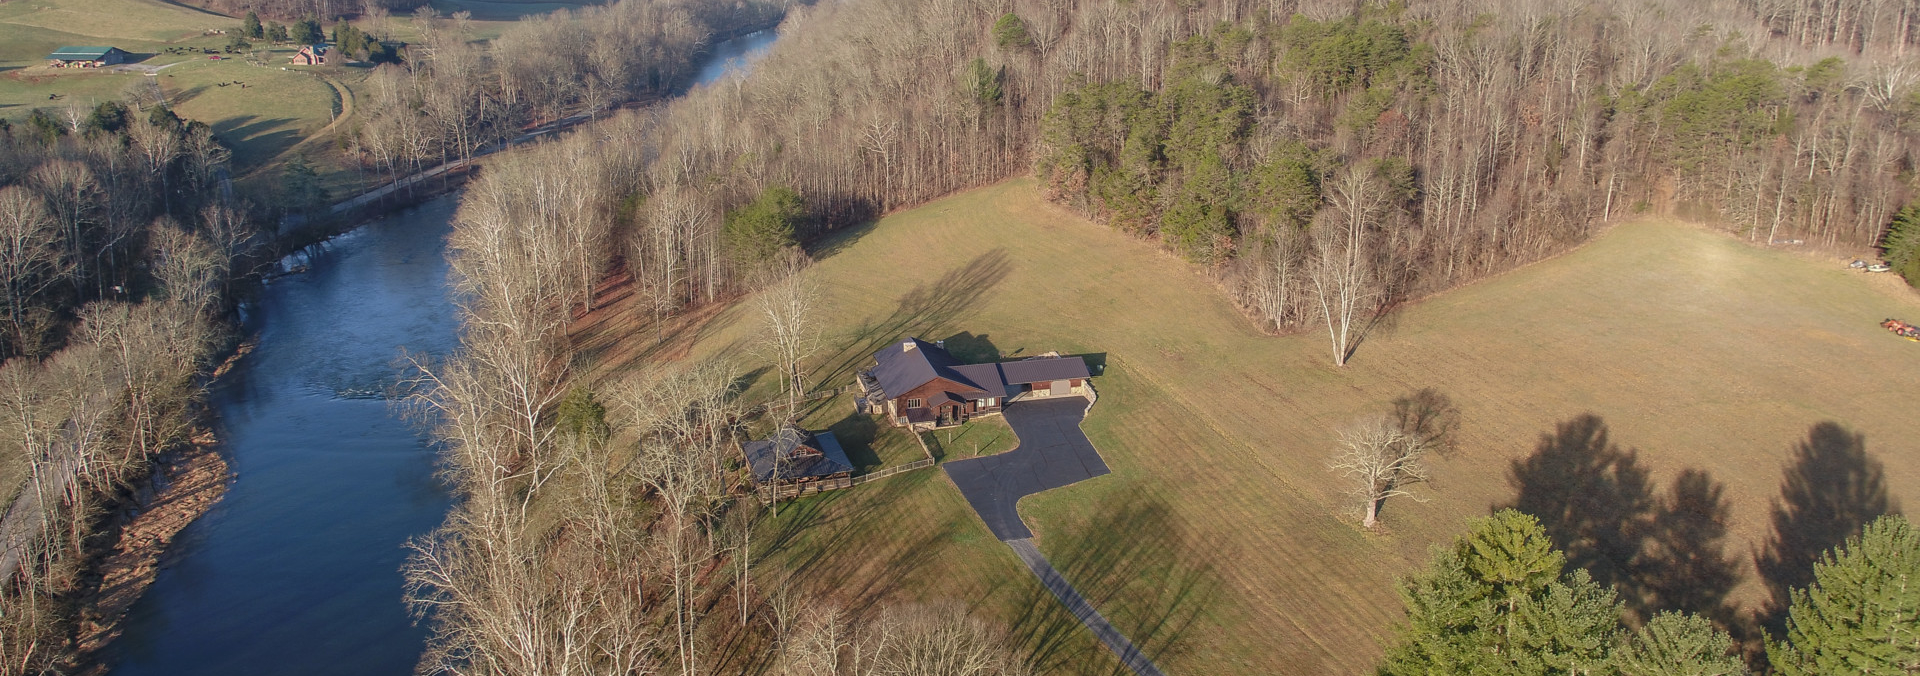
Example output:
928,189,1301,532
943,397,1109,540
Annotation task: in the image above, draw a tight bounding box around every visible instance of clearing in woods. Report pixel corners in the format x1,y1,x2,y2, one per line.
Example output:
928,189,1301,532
570,177,1920,674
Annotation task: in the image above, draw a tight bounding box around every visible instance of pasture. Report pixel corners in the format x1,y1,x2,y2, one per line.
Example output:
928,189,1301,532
577,177,1920,673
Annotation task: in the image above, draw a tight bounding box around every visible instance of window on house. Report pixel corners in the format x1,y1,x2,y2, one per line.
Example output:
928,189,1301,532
906,398,923,408
983,397,996,407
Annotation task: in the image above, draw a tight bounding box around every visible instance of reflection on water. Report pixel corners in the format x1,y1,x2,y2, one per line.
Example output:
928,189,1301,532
103,27,780,676
103,196,459,676
692,29,778,86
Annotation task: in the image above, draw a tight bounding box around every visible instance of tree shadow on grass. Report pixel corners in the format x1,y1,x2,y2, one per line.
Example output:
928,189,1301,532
812,249,1012,388
938,330,1001,363
1506,415,1655,603
1639,469,1743,632
1003,492,1219,675
754,471,963,624
824,412,882,471
1753,421,1898,633
1505,414,1742,628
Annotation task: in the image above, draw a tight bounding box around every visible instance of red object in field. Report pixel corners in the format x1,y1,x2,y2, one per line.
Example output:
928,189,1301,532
1884,318,1920,341
208,55,222,60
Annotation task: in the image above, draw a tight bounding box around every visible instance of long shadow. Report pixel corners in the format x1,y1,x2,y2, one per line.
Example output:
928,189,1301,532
1504,414,1743,626
812,249,1012,388
1753,421,1898,632
1638,469,1742,630
170,84,208,106
938,331,1002,363
1373,388,1460,524
753,470,963,627
1394,388,1460,453
1506,414,1655,604
1003,492,1218,674
825,412,882,471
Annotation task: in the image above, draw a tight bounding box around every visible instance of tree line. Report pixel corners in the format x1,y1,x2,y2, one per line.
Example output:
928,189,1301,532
343,0,789,193
0,101,263,672
528,0,1920,366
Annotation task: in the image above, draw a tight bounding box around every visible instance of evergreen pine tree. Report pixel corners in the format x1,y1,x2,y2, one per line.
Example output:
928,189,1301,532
243,11,263,39
1769,515,1920,676
992,13,1031,51
721,186,804,275
1615,612,1747,676
1384,510,1745,675
1881,205,1920,285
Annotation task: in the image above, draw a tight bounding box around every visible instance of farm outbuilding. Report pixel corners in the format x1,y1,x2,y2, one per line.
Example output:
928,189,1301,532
291,44,332,65
739,426,854,487
46,46,129,68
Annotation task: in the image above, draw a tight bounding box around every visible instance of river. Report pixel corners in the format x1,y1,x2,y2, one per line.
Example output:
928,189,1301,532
101,28,779,676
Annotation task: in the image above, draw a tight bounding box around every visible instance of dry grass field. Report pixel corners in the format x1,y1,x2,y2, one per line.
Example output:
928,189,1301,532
581,177,1920,674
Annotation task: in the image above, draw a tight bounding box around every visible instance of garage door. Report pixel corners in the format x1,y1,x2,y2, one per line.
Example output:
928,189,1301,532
1050,379,1069,395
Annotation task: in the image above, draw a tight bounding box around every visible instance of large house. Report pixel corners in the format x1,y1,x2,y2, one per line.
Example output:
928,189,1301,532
46,47,129,68
858,337,1092,429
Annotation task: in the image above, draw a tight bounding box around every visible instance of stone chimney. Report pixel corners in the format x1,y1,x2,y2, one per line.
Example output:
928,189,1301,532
902,340,916,352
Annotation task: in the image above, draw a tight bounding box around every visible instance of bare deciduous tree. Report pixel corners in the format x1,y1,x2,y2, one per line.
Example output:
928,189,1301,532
1328,414,1433,529
1309,170,1383,367
756,255,821,415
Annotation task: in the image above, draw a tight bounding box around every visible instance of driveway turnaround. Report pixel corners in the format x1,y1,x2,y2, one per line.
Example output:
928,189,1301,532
944,396,1166,676
943,397,1110,540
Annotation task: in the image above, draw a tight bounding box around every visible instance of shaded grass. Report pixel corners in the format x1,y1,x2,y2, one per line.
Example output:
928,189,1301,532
923,415,1017,461
593,179,1920,673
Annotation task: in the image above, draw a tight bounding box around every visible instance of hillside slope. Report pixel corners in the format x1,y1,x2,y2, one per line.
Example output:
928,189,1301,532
577,178,1920,674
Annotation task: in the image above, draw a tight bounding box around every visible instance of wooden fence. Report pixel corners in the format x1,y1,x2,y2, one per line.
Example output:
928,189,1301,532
756,458,936,503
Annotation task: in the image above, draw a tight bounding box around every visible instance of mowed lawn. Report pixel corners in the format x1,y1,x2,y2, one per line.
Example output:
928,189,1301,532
581,177,1920,674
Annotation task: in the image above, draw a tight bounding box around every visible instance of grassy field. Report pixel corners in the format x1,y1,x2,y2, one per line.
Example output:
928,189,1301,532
2,0,616,203
578,177,1920,673
0,0,370,192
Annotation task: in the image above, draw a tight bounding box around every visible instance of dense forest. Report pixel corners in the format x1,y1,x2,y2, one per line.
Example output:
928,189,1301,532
599,0,1919,340
406,0,1920,672
0,103,264,671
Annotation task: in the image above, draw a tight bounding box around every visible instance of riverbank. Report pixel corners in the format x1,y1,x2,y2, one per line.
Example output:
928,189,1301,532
64,439,231,676
56,342,254,674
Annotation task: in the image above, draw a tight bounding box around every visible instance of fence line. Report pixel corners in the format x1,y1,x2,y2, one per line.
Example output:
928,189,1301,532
755,457,936,504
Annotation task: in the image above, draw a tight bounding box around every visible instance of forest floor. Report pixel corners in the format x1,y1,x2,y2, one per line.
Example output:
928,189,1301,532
568,177,1920,674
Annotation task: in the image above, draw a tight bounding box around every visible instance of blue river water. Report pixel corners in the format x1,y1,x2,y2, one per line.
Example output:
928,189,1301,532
101,29,778,676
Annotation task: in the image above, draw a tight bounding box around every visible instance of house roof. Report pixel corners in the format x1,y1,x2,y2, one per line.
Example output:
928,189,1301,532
950,363,1012,398
870,338,994,398
1000,356,1091,385
741,428,853,483
48,47,120,60
870,337,1092,401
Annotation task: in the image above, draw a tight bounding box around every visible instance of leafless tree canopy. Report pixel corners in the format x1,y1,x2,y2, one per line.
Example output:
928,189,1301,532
1329,414,1436,529
0,135,244,670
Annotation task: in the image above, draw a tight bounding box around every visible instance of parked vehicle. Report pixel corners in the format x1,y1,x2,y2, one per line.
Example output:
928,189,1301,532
1884,318,1920,342
1868,263,1892,272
